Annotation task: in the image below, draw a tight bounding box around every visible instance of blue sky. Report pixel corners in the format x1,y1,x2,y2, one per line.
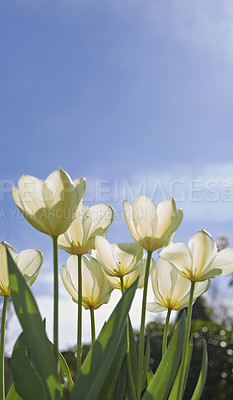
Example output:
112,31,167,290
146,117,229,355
1,0,233,350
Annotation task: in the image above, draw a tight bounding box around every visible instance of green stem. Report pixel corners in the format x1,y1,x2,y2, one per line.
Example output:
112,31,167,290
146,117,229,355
0,296,8,400
126,317,137,400
76,254,82,376
89,306,96,345
120,276,136,399
120,276,125,295
53,236,59,365
136,250,152,399
162,308,172,357
177,281,195,400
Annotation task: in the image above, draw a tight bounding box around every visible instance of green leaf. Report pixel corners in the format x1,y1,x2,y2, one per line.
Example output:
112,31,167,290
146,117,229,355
142,313,186,400
70,279,138,400
142,338,150,390
127,318,152,396
126,354,137,400
127,317,138,384
126,318,137,400
58,351,74,392
168,336,193,400
116,356,128,400
147,369,153,386
6,384,23,400
7,250,63,400
11,333,47,400
98,327,127,400
127,318,152,390
191,340,208,400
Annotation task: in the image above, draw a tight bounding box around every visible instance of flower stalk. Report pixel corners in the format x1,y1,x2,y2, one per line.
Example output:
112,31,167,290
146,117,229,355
76,254,82,375
137,250,152,399
177,280,195,400
120,276,137,400
120,276,125,295
0,296,8,400
53,236,59,365
89,306,96,344
162,307,171,357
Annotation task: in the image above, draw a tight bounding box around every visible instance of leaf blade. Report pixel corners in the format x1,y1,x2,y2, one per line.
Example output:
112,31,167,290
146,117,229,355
7,250,62,400
11,333,47,400
168,336,193,400
142,313,186,400
70,279,138,400
6,384,23,400
191,340,208,400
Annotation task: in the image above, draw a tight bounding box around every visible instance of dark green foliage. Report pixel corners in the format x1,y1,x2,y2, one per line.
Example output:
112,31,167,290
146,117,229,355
146,318,233,400
6,317,233,399
142,313,186,400
177,297,212,322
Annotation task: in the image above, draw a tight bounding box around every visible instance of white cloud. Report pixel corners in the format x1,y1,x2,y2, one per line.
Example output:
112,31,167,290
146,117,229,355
104,0,233,60
81,161,233,224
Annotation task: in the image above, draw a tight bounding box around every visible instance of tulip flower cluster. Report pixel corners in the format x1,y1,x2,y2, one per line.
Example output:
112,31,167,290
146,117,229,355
1,167,233,400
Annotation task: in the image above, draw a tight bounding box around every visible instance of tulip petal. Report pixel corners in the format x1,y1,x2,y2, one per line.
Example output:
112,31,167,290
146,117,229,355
0,242,42,296
150,257,210,311
133,196,158,238
152,259,171,300
61,263,79,303
169,264,190,303
160,242,192,280
81,208,92,244
57,230,78,253
70,178,87,218
147,301,167,313
95,236,117,276
124,196,182,252
12,187,52,235
58,202,88,253
13,185,52,234
193,279,211,299
88,204,114,238
58,203,113,255
188,230,217,279
16,249,43,287
43,169,73,207
81,258,97,307
151,258,190,309
161,208,183,245
0,242,17,296
123,200,139,241
210,248,233,276
13,170,86,237
82,256,112,309
174,279,210,309
113,242,143,275
61,255,112,309
113,245,134,274
156,198,177,238
17,175,45,212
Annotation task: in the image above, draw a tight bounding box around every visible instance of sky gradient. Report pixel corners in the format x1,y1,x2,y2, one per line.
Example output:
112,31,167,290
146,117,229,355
1,0,233,351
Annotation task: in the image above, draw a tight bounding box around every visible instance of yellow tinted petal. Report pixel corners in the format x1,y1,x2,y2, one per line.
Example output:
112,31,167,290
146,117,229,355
160,242,192,280
123,200,139,241
156,198,177,238
133,196,158,238
188,230,217,279
95,236,117,276
210,248,233,277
